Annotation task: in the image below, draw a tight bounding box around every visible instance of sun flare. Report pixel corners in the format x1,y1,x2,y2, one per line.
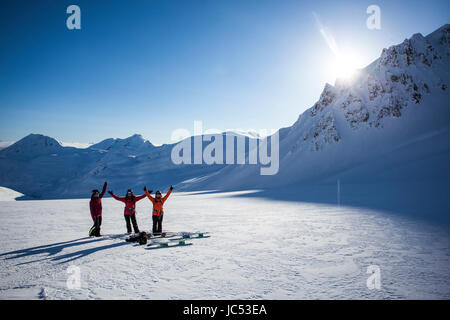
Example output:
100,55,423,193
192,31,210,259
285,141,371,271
332,50,364,80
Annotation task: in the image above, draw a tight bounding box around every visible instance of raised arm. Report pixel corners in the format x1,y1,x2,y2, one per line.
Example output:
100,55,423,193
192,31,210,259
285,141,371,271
162,186,173,203
144,187,155,204
134,194,147,202
109,191,125,203
99,181,107,198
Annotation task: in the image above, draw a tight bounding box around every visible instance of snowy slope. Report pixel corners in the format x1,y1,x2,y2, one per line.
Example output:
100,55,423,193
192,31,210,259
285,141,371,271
0,192,449,299
0,186,24,201
183,24,450,190
0,141,13,150
59,142,92,149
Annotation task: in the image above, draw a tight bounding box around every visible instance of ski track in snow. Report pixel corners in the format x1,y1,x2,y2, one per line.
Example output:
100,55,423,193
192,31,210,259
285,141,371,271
0,191,449,299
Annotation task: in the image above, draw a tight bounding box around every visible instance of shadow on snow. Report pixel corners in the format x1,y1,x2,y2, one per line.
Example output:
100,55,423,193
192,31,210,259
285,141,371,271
0,235,129,264
185,179,450,226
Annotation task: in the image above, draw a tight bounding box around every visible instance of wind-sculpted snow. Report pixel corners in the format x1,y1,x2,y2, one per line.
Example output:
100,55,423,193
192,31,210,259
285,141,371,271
0,187,24,201
0,192,449,299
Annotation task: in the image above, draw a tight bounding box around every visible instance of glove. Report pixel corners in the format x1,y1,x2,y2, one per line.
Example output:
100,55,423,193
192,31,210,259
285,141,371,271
169,185,173,191
108,190,113,195
143,186,147,191
149,190,153,194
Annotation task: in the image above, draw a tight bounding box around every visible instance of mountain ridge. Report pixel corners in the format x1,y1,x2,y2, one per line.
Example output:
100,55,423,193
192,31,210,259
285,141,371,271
180,23,450,190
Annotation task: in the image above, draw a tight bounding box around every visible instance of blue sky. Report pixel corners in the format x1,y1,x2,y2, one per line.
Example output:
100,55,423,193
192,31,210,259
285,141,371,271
0,0,449,145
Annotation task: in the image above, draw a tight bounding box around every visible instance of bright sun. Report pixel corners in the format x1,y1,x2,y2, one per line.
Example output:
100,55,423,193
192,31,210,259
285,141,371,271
313,15,365,82
332,50,364,80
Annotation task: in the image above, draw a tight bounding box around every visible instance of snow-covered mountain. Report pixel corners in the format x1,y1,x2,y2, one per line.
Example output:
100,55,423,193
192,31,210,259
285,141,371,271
1,24,449,198
0,131,261,198
181,24,450,190
0,141,14,150
1,134,64,158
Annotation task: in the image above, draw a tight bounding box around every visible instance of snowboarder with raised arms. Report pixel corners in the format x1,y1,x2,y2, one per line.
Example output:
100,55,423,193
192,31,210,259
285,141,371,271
89,181,107,237
109,189,146,234
144,185,173,234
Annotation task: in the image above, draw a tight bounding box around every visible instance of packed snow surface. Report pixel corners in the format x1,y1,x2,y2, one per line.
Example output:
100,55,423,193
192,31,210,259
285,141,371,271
0,191,449,299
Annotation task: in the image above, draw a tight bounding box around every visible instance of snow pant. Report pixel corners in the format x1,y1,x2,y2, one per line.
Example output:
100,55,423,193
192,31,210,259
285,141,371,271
124,214,140,234
90,216,102,237
152,215,163,233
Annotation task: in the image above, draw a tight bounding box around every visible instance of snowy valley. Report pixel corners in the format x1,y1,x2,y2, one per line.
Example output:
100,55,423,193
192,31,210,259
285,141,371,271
0,191,449,299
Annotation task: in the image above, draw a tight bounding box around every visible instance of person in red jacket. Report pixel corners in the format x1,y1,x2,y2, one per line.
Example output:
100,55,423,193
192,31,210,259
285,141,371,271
109,189,146,234
89,181,107,237
144,185,173,234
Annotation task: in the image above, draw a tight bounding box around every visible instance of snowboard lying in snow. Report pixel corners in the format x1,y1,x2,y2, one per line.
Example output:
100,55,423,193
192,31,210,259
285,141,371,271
146,239,193,249
125,231,210,246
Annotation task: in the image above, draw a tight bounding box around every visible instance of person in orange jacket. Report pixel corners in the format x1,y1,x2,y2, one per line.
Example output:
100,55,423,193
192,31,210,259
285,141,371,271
143,185,173,234
109,189,146,234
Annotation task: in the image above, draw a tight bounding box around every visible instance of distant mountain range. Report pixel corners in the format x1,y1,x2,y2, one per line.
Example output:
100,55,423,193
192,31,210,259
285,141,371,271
0,132,260,198
1,24,449,199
